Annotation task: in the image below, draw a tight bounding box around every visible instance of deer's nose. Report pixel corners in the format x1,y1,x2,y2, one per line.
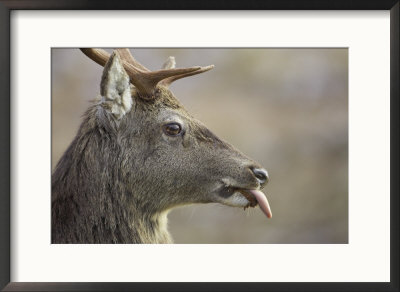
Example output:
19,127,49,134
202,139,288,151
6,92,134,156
251,167,269,186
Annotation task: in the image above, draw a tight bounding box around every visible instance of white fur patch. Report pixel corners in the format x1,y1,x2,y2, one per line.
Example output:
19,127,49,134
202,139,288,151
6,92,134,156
220,192,249,208
229,192,250,207
151,210,172,243
156,211,169,232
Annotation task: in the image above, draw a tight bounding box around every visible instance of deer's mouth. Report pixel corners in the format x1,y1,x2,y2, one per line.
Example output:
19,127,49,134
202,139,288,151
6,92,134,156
219,186,272,218
238,189,258,208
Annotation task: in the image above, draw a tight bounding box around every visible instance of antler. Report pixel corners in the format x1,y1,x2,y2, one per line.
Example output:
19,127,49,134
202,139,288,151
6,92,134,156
115,48,150,72
80,48,214,99
159,56,214,86
160,65,214,86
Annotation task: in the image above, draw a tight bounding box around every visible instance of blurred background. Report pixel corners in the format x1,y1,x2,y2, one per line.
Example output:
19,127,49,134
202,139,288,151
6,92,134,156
52,48,348,244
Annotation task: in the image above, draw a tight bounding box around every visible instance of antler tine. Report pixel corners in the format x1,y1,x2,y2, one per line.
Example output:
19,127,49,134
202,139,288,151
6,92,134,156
115,48,150,72
125,64,205,97
80,48,214,98
161,65,215,86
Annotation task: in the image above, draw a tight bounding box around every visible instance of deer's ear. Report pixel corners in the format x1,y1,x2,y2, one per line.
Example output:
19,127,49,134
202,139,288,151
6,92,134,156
100,51,133,119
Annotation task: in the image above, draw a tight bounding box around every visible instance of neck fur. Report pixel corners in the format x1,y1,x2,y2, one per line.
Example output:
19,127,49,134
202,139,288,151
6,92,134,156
51,108,173,244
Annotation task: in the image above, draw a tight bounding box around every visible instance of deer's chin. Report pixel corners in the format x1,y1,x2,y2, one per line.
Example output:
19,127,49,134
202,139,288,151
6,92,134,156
220,192,253,208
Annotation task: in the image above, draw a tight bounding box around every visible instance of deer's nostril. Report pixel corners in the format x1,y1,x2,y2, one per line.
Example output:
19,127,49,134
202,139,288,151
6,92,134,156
251,168,269,185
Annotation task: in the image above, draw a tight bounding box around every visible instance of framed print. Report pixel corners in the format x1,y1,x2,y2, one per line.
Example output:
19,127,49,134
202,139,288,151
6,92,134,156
1,1,399,291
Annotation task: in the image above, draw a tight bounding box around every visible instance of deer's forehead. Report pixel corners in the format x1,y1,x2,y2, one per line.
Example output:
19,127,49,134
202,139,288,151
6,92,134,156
155,108,187,123
134,88,191,118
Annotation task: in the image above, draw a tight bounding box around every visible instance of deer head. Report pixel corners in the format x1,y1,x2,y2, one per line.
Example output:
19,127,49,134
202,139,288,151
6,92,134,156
52,48,271,243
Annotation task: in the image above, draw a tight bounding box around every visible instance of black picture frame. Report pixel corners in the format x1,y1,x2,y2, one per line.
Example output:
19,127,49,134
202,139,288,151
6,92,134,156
0,1,398,291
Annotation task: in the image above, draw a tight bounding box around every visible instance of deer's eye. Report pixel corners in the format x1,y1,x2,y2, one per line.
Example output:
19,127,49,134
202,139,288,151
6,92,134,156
163,123,182,136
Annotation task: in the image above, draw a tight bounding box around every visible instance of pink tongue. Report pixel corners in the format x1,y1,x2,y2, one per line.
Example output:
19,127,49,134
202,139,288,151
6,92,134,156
248,189,272,218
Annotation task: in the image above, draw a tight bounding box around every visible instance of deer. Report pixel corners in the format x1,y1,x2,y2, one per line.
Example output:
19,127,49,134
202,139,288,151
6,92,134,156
51,48,272,244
